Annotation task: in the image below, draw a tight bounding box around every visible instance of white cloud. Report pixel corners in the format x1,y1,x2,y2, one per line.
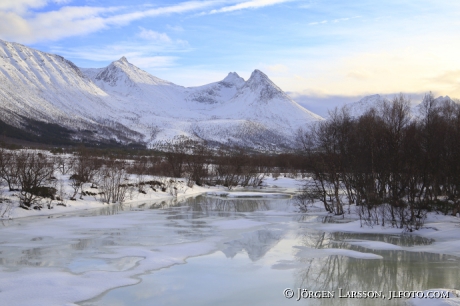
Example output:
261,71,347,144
209,0,294,14
0,0,300,43
0,1,216,44
166,25,184,32
347,69,373,80
333,17,348,23
138,28,172,43
0,6,120,43
0,0,47,13
131,56,177,69
52,40,186,69
308,20,327,25
104,1,217,26
136,27,189,50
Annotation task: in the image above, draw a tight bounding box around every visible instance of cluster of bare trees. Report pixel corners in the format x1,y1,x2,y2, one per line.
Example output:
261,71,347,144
0,148,138,209
298,94,460,231
0,150,55,208
212,148,269,189
154,137,271,190
0,137,274,211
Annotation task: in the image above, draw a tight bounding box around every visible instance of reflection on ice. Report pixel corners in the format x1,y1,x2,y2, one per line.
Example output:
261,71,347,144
290,249,460,305
222,229,283,261
0,195,458,306
179,196,272,214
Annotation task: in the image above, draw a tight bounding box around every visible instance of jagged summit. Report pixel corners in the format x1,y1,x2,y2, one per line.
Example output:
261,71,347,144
246,69,279,89
251,69,266,77
219,72,245,88
248,69,270,82
91,56,174,89
118,56,129,63
240,69,286,102
223,72,244,83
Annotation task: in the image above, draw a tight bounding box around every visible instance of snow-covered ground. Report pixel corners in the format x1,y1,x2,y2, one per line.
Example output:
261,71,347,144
0,175,459,305
1,174,300,220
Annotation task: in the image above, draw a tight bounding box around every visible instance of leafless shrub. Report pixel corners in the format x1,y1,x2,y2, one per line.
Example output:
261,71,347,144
0,148,20,191
15,151,55,209
97,160,130,204
0,182,14,218
69,151,101,200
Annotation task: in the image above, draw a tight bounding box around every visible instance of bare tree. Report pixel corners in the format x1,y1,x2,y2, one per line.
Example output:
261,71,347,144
69,152,100,200
0,181,14,218
16,151,55,209
0,148,20,191
97,160,130,204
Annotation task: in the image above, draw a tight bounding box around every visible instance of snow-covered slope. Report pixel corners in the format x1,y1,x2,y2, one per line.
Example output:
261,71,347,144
83,61,322,148
0,40,120,120
0,40,144,144
0,39,322,148
344,94,382,118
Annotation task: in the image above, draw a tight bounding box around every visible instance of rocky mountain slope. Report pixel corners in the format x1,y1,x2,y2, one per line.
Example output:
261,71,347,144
0,39,322,149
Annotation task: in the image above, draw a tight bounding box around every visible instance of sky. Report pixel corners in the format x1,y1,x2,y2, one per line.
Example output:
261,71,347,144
1,0,460,115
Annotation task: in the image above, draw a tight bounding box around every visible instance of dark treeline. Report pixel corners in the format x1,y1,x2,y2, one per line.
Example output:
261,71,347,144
0,117,146,149
297,93,460,231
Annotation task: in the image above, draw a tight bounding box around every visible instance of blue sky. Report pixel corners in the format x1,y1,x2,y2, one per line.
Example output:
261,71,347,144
1,0,460,114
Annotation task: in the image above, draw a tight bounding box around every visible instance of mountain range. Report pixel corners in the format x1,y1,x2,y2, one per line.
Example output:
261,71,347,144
0,39,322,149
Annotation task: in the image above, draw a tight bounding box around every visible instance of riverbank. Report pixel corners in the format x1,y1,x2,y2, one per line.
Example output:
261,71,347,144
1,175,302,220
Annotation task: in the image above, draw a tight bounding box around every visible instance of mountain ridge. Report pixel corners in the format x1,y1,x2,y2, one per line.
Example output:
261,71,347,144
0,39,322,149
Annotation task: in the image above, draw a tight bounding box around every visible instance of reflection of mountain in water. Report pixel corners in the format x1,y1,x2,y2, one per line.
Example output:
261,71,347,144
221,229,283,261
145,196,272,221
285,231,460,305
185,196,270,213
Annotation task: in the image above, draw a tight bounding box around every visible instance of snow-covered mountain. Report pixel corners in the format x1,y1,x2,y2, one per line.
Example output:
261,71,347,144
344,94,382,118
344,94,456,119
0,39,322,149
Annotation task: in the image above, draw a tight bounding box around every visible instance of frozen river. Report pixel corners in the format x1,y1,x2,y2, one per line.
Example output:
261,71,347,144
0,195,459,306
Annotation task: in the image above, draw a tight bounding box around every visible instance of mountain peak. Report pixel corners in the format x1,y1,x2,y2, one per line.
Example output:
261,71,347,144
240,69,287,103
344,94,384,118
246,69,277,87
247,69,272,86
250,69,267,78
94,56,134,85
118,56,129,63
220,72,245,87
223,72,241,81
